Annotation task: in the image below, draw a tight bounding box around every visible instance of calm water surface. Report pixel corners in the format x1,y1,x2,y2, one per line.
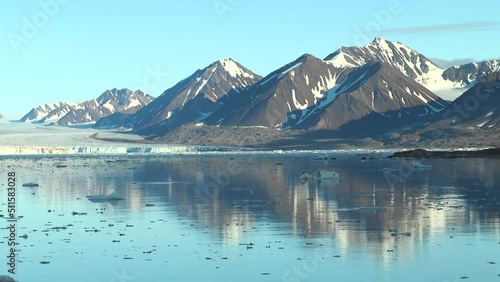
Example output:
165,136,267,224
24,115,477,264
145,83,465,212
0,153,499,281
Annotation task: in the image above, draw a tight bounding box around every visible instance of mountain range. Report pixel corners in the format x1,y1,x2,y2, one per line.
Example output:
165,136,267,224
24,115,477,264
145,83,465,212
20,38,500,147
21,89,154,126
96,58,261,131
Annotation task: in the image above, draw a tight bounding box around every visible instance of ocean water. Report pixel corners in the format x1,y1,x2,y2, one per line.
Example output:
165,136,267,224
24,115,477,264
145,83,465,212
0,154,499,281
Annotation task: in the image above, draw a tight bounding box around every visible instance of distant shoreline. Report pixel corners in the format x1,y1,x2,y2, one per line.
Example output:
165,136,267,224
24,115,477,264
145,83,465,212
1,121,498,154
389,148,500,158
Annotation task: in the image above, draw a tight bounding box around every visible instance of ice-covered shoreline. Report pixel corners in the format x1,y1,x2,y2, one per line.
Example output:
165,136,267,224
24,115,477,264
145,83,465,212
0,121,488,156
0,145,395,156
0,145,205,155
0,122,379,156
0,122,224,155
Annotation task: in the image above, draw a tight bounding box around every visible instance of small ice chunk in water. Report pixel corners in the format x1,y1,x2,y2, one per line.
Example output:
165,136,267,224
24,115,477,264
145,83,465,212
87,191,125,202
298,171,342,180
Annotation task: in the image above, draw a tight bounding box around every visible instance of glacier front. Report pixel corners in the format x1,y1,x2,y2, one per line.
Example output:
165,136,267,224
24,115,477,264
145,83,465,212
0,122,214,155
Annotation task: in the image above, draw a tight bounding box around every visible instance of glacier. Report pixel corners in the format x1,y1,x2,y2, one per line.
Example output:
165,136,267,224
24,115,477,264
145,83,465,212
0,121,390,156
0,121,481,156
0,122,211,155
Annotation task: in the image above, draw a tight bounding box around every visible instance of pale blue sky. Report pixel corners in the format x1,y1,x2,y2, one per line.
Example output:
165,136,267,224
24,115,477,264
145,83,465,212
2,0,500,118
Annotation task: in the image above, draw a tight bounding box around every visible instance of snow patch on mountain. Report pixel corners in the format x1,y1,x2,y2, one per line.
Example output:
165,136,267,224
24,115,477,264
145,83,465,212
311,68,348,99
292,89,309,110
219,58,255,79
278,62,304,79
285,67,373,128
325,38,500,101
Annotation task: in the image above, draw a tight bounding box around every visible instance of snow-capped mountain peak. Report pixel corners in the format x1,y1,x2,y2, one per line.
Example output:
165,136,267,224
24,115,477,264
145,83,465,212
325,37,439,82
323,37,500,101
99,59,262,130
442,59,500,86
217,58,256,79
20,101,77,123
20,89,154,126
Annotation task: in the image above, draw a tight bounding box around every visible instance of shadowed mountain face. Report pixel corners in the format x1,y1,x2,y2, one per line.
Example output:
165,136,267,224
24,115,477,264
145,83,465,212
96,58,262,130
376,72,500,148
150,38,494,136
124,39,499,141
201,56,447,133
203,54,353,128
282,62,447,131
435,72,500,129
20,89,154,126
108,39,499,138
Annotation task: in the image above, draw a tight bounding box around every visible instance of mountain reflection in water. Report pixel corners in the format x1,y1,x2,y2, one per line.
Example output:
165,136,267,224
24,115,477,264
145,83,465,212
1,154,499,281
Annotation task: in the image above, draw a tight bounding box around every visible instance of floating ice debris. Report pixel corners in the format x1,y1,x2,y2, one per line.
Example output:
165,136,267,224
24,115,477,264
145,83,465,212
317,170,342,179
298,172,311,180
389,230,412,237
298,171,341,181
22,182,39,187
0,275,16,282
239,243,255,246
312,156,336,161
87,192,125,202
379,167,397,172
411,161,432,169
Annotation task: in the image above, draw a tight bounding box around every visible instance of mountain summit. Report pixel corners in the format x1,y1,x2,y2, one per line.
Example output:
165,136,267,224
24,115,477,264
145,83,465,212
96,58,261,130
325,38,500,100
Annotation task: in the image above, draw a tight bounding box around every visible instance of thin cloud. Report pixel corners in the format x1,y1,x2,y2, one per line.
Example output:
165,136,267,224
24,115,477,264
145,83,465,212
380,21,500,35
429,57,475,68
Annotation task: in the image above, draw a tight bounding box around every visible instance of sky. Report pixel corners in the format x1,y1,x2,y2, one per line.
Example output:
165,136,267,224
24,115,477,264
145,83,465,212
1,0,500,118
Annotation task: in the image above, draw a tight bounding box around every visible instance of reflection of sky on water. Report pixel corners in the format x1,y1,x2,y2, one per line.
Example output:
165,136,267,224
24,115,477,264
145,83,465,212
0,155,498,281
